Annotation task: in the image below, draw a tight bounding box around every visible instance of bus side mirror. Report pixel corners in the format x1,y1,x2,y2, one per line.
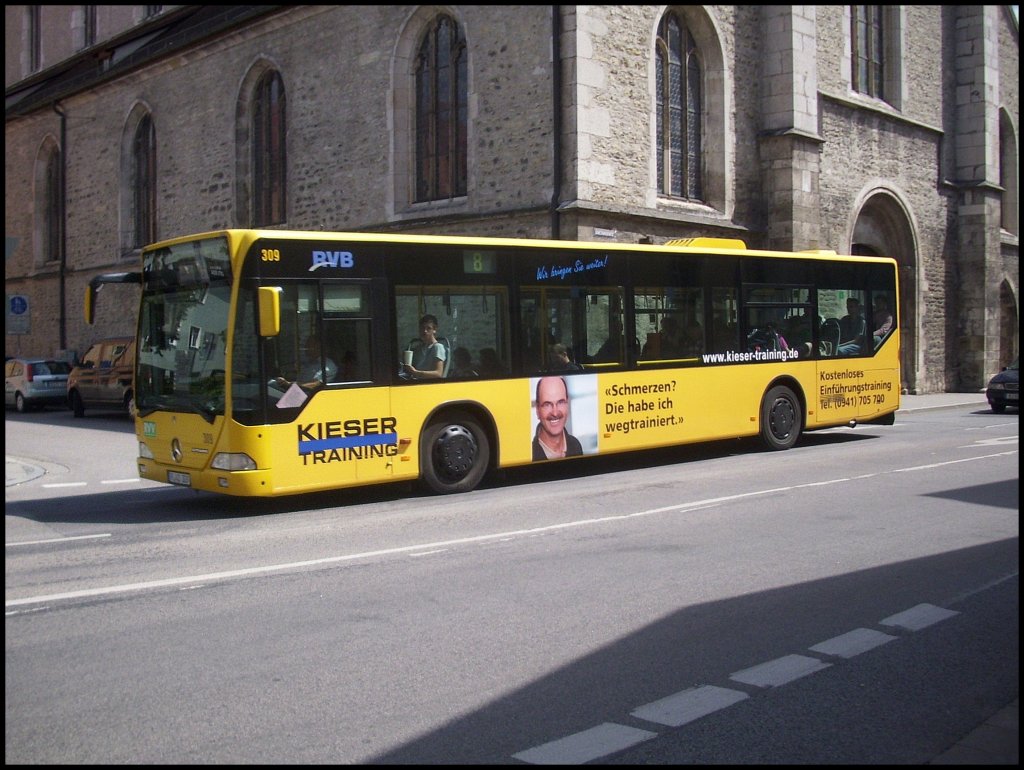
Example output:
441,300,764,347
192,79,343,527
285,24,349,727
84,272,140,325
258,286,282,337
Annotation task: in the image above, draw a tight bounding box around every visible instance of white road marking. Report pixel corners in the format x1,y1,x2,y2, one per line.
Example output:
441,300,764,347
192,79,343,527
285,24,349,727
630,685,749,727
729,654,832,687
887,451,1016,474
512,603,962,763
41,482,87,488
880,603,960,631
947,570,1019,603
5,451,1017,609
961,435,1018,447
809,628,897,658
5,533,112,547
511,723,657,765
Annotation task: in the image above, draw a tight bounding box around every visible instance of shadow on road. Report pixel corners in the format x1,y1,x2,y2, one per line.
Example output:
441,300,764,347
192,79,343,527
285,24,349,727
5,408,134,434
4,430,880,525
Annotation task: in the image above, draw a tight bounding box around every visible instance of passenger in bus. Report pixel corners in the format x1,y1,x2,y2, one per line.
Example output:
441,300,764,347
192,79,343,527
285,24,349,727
339,350,360,382
642,315,684,358
402,314,447,379
532,376,584,461
679,310,704,356
477,347,507,378
592,318,624,363
838,298,866,355
871,295,893,348
747,322,788,353
450,346,478,378
548,343,583,371
271,329,337,391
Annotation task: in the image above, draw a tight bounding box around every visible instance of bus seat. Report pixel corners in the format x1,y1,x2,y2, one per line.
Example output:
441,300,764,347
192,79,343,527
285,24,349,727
821,318,840,357
437,335,453,377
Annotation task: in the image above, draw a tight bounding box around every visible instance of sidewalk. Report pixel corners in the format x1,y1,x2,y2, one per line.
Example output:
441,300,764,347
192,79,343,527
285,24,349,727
902,391,1017,764
897,391,990,412
5,391,1015,763
929,699,1019,765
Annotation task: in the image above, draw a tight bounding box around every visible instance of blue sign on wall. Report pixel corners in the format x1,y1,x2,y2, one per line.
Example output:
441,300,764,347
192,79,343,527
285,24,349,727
6,294,30,334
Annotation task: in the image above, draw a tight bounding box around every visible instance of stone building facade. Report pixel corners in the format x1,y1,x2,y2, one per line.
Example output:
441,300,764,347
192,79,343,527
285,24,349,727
5,5,1019,393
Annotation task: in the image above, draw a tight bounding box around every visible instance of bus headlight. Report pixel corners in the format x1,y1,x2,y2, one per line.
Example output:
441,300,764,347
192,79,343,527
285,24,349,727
211,452,257,471
139,442,155,459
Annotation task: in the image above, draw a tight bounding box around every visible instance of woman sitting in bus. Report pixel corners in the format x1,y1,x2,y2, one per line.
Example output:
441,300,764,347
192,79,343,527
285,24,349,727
449,347,478,378
477,347,508,378
871,295,894,348
642,315,685,359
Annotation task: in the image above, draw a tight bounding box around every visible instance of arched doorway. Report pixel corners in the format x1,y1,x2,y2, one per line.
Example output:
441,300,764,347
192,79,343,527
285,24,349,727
850,192,918,393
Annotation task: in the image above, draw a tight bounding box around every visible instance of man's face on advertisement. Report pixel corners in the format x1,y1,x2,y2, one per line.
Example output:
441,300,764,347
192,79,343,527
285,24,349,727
536,377,569,438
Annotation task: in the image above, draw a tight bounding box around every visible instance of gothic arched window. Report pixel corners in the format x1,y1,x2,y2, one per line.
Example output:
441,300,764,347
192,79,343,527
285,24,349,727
656,13,703,200
131,113,157,249
253,70,287,226
415,15,467,202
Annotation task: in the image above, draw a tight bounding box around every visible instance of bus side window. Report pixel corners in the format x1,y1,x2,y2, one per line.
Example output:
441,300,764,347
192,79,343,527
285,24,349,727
395,286,509,383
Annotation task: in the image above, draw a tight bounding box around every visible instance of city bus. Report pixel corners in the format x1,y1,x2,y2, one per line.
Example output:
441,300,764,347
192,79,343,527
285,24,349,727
85,229,900,497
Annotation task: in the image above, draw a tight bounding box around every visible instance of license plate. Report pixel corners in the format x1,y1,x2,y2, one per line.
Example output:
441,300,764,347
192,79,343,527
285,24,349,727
167,471,192,486
1007,392,1018,401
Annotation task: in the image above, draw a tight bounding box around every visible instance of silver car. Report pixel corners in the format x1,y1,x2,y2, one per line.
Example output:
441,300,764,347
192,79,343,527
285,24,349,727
4,357,71,412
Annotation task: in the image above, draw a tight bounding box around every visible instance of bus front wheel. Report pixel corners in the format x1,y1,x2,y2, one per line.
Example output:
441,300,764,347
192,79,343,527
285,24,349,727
760,385,801,450
420,412,490,494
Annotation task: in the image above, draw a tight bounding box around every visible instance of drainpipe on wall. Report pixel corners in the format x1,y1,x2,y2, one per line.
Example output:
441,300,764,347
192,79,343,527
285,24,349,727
550,5,562,240
53,100,68,352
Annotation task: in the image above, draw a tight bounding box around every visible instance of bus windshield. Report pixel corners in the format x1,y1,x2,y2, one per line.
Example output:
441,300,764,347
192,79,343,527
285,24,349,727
135,236,234,422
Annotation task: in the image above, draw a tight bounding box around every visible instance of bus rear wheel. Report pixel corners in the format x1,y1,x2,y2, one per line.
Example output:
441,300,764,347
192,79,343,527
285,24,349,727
760,385,801,450
420,412,490,494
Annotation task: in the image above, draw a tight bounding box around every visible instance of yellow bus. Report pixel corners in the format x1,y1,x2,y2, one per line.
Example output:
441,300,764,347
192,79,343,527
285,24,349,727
86,230,900,496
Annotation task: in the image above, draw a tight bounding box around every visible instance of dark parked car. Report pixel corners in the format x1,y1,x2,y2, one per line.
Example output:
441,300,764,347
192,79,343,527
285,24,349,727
4,357,71,412
985,356,1018,413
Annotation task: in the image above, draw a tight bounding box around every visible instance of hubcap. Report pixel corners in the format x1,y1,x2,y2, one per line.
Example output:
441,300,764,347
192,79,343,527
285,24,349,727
433,425,477,482
770,399,795,439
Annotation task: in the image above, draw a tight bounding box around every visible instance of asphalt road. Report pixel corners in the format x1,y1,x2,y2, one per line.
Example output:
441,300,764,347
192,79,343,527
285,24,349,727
5,395,1018,763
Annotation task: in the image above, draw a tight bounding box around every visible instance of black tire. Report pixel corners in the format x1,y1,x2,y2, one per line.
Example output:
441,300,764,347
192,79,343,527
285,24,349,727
15,392,28,413
759,385,802,450
420,412,490,494
990,403,1006,414
70,390,85,418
